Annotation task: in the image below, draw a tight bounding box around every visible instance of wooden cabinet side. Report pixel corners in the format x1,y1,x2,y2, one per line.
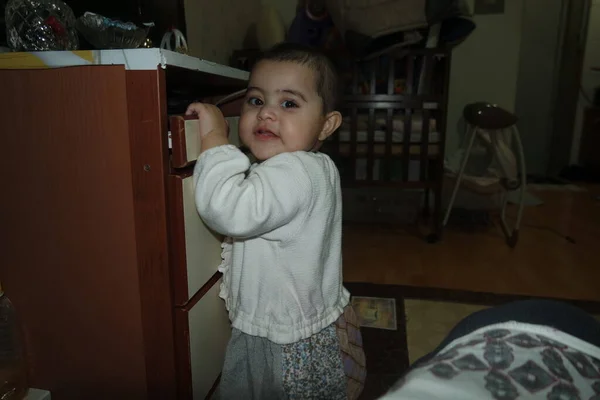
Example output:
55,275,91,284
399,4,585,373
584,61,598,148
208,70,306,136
0,66,149,399
125,69,178,399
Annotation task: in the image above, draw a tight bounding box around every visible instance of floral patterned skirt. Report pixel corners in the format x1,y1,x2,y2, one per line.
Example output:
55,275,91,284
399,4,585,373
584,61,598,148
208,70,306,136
218,305,366,400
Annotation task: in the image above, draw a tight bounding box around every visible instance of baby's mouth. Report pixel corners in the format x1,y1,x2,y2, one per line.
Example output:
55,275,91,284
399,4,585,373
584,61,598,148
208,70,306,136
254,128,278,140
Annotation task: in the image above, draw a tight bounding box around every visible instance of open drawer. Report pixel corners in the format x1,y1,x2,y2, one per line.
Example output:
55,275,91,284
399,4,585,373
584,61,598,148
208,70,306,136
174,273,230,399
169,115,241,169
168,96,245,169
167,168,224,305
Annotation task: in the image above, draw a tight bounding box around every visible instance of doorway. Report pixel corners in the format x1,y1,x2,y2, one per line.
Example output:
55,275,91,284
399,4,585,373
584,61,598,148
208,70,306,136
514,0,590,176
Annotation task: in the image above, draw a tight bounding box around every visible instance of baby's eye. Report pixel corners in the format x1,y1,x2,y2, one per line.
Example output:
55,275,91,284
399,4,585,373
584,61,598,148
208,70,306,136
281,100,298,108
247,97,263,106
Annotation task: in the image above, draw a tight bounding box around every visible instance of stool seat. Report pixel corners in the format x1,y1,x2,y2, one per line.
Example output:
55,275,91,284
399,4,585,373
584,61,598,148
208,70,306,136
463,102,518,130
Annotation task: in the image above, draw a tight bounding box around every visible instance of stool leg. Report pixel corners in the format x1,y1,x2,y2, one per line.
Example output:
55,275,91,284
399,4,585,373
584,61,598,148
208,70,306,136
499,125,527,247
443,125,478,226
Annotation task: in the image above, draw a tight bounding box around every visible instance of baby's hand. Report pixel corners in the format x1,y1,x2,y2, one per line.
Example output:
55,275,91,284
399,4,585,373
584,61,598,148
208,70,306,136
186,103,229,139
186,102,230,154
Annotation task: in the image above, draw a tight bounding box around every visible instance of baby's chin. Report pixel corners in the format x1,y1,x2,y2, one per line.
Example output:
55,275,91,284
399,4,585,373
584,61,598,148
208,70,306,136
241,143,276,162
252,150,281,162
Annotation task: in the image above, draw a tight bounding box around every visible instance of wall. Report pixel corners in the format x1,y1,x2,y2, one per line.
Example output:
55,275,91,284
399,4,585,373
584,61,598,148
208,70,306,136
445,0,524,156
514,0,564,175
571,0,600,163
183,0,261,64
261,0,298,29
183,0,298,64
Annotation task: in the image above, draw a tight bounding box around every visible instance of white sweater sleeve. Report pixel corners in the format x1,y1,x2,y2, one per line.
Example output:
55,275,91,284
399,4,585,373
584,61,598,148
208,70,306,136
193,145,313,238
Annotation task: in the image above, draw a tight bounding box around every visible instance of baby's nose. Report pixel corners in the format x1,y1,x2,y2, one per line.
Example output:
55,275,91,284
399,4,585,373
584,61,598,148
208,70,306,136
258,104,277,120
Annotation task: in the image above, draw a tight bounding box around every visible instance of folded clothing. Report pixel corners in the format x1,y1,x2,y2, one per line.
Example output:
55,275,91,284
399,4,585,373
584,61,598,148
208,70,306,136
336,130,440,143
341,113,437,133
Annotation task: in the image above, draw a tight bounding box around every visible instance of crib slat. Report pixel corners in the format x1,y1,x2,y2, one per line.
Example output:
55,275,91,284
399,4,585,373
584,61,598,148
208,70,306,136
420,109,431,181
352,63,359,94
424,54,434,95
388,57,395,95
402,108,412,182
434,54,451,236
385,108,393,181
350,107,358,183
369,60,376,95
367,62,376,182
367,107,375,181
384,57,395,181
406,55,415,95
402,55,415,183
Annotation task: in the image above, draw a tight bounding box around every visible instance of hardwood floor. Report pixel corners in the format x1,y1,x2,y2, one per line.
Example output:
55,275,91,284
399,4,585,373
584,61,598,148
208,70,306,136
342,185,600,302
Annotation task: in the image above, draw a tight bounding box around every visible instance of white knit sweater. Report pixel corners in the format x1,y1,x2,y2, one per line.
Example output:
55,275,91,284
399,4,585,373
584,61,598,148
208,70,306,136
193,145,350,344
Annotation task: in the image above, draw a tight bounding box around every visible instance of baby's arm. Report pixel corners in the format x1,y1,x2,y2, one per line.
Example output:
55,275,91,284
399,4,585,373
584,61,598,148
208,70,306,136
193,148,312,239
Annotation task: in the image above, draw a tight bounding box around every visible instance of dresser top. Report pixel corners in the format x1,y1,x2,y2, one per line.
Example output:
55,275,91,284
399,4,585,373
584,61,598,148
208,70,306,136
0,48,249,82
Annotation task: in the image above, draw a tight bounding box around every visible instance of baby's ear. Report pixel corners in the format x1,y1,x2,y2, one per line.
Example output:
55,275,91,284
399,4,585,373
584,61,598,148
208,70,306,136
318,111,342,141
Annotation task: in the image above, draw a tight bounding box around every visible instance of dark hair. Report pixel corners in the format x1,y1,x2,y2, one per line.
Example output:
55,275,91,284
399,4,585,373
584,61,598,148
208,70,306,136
253,42,339,114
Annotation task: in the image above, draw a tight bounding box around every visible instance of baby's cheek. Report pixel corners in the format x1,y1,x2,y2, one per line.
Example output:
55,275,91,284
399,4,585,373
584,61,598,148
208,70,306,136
238,130,252,146
238,116,253,135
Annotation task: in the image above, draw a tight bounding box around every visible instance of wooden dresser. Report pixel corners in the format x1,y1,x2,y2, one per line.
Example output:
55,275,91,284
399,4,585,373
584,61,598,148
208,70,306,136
0,49,247,400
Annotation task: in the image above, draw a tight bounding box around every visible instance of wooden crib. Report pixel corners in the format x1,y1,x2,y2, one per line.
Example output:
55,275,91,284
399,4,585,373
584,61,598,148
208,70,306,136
322,48,451,240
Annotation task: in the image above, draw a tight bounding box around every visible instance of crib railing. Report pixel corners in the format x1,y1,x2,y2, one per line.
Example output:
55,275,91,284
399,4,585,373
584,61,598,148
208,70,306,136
323,48,451,238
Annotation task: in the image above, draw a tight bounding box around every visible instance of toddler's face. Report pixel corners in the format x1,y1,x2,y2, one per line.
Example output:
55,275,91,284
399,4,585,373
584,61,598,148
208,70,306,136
239,60,328,161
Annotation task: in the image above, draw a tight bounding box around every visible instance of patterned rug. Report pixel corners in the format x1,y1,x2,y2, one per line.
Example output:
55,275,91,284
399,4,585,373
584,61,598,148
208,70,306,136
344,283,600,400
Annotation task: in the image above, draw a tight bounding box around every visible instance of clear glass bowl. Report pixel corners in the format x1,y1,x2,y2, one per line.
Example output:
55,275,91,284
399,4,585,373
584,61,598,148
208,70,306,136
5,0,79,51
76,12,149,49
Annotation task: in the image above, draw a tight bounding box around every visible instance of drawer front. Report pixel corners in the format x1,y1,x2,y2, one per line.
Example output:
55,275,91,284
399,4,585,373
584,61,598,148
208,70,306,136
169,116,240,168
168,173,224,305
174,274,231,400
